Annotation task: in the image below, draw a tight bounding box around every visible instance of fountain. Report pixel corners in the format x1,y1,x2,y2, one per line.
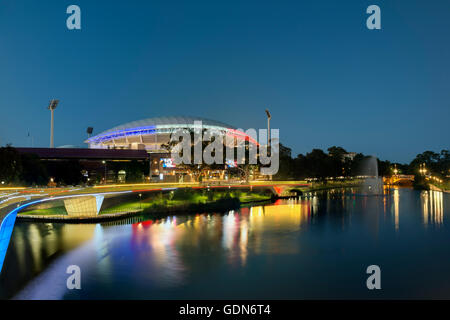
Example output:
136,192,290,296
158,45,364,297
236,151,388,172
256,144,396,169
361,156,384,195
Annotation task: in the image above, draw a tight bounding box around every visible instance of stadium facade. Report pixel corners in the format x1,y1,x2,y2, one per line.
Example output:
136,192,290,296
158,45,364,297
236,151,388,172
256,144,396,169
84,116,260,182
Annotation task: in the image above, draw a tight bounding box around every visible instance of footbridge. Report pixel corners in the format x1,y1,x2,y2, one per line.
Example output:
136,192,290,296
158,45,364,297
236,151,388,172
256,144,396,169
386,175,415,185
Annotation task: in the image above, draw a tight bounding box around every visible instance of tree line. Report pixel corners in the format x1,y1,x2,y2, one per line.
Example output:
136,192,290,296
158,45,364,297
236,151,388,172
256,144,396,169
0,145,448,186
274,145,449,182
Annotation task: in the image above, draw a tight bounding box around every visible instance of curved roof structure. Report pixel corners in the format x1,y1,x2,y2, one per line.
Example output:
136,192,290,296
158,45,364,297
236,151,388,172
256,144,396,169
100,116,236,135
85,116,257,148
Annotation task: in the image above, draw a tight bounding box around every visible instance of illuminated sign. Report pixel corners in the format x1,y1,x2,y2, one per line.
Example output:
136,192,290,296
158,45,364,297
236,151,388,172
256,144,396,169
226,159,237,168
162,158,176,168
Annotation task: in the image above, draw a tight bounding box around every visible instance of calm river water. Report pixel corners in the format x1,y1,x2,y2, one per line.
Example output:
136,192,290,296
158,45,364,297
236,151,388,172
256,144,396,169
1,187,449,299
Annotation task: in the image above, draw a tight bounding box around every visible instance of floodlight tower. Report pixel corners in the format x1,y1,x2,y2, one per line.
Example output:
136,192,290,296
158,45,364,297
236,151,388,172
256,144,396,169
265,108,273,181
87,127,93,139
265,109,271,146
47,99,59,148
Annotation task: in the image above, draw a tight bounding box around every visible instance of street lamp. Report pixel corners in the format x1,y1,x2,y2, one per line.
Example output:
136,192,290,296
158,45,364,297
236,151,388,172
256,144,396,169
102,160,107,185
47,99,59,148
419,163,427,176
139,193,142,209
265,109,271,146
265,109,272,181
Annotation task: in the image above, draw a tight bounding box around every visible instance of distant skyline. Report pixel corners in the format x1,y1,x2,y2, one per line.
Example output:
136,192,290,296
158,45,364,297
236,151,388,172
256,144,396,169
0,0,449,163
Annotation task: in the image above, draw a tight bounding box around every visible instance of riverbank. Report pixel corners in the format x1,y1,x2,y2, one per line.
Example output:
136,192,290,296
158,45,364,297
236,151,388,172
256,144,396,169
14,180,368,223
429,184,450,193
17,189,275,223
413,181,450,193
304,180,363,193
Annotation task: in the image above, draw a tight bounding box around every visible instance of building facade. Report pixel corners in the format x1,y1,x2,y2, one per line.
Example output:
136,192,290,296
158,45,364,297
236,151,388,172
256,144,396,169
85,116,260,182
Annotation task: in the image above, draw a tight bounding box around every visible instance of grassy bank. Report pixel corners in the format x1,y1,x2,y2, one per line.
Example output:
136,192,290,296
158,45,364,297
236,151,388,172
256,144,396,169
429,182,450,192
18,188,273,220
101,189,272,215
20,207,67,216
413,180,449,192
433,181,450,192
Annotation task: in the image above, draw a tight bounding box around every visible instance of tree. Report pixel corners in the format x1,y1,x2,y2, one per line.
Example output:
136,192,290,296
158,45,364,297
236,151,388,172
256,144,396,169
409,149,449,178
20,153,48,185
327,146,350,177
161,128,224,182
327,146,347,160
125,160,147,183
350,153,366,176
45,160,83,185
378,159,392,177
0,146,22,184
305,149,333,181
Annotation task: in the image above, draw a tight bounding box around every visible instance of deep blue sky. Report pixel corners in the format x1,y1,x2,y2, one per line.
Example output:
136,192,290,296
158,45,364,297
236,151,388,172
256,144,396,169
0,0,449,163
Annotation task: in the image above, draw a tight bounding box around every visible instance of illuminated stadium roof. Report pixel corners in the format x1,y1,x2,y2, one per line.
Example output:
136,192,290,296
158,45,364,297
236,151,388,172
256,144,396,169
85,116,256,151
99,116,235,135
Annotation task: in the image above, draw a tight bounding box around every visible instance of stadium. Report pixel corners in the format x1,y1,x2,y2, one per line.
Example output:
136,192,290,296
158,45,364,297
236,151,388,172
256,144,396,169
83,116,261,182
85,116,258,152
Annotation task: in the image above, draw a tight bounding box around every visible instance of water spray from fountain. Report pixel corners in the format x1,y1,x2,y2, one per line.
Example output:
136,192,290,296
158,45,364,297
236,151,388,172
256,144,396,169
362,156,384,195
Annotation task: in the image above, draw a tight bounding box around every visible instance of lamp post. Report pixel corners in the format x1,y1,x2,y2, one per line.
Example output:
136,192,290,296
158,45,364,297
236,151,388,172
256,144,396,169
419,163,427,176
102,160,107,185
265,109,272,181
265,109,271,146
47,99,59,148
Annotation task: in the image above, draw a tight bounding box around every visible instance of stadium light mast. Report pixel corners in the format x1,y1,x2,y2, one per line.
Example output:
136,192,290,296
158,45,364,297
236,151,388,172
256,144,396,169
47,99,59,148
265,109,271,146
87,127,93,139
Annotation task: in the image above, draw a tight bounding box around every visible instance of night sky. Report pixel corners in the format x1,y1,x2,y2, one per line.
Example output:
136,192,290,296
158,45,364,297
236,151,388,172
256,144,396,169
0,0,449,163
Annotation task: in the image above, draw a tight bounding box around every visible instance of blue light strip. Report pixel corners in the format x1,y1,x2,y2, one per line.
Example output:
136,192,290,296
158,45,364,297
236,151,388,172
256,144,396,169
0,213,18,271
0,199,43,272
86,125,157,144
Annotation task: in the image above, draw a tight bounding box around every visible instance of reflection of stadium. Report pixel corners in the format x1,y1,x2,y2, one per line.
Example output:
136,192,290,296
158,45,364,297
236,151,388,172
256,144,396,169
85,116,259,182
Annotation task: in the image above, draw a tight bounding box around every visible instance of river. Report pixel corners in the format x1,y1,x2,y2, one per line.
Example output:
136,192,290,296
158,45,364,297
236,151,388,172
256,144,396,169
0,187,449,299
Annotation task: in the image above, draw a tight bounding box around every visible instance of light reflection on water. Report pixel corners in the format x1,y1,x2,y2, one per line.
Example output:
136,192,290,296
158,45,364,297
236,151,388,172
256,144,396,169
1,188,449,299
393,188,400,230
422,190,444,226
